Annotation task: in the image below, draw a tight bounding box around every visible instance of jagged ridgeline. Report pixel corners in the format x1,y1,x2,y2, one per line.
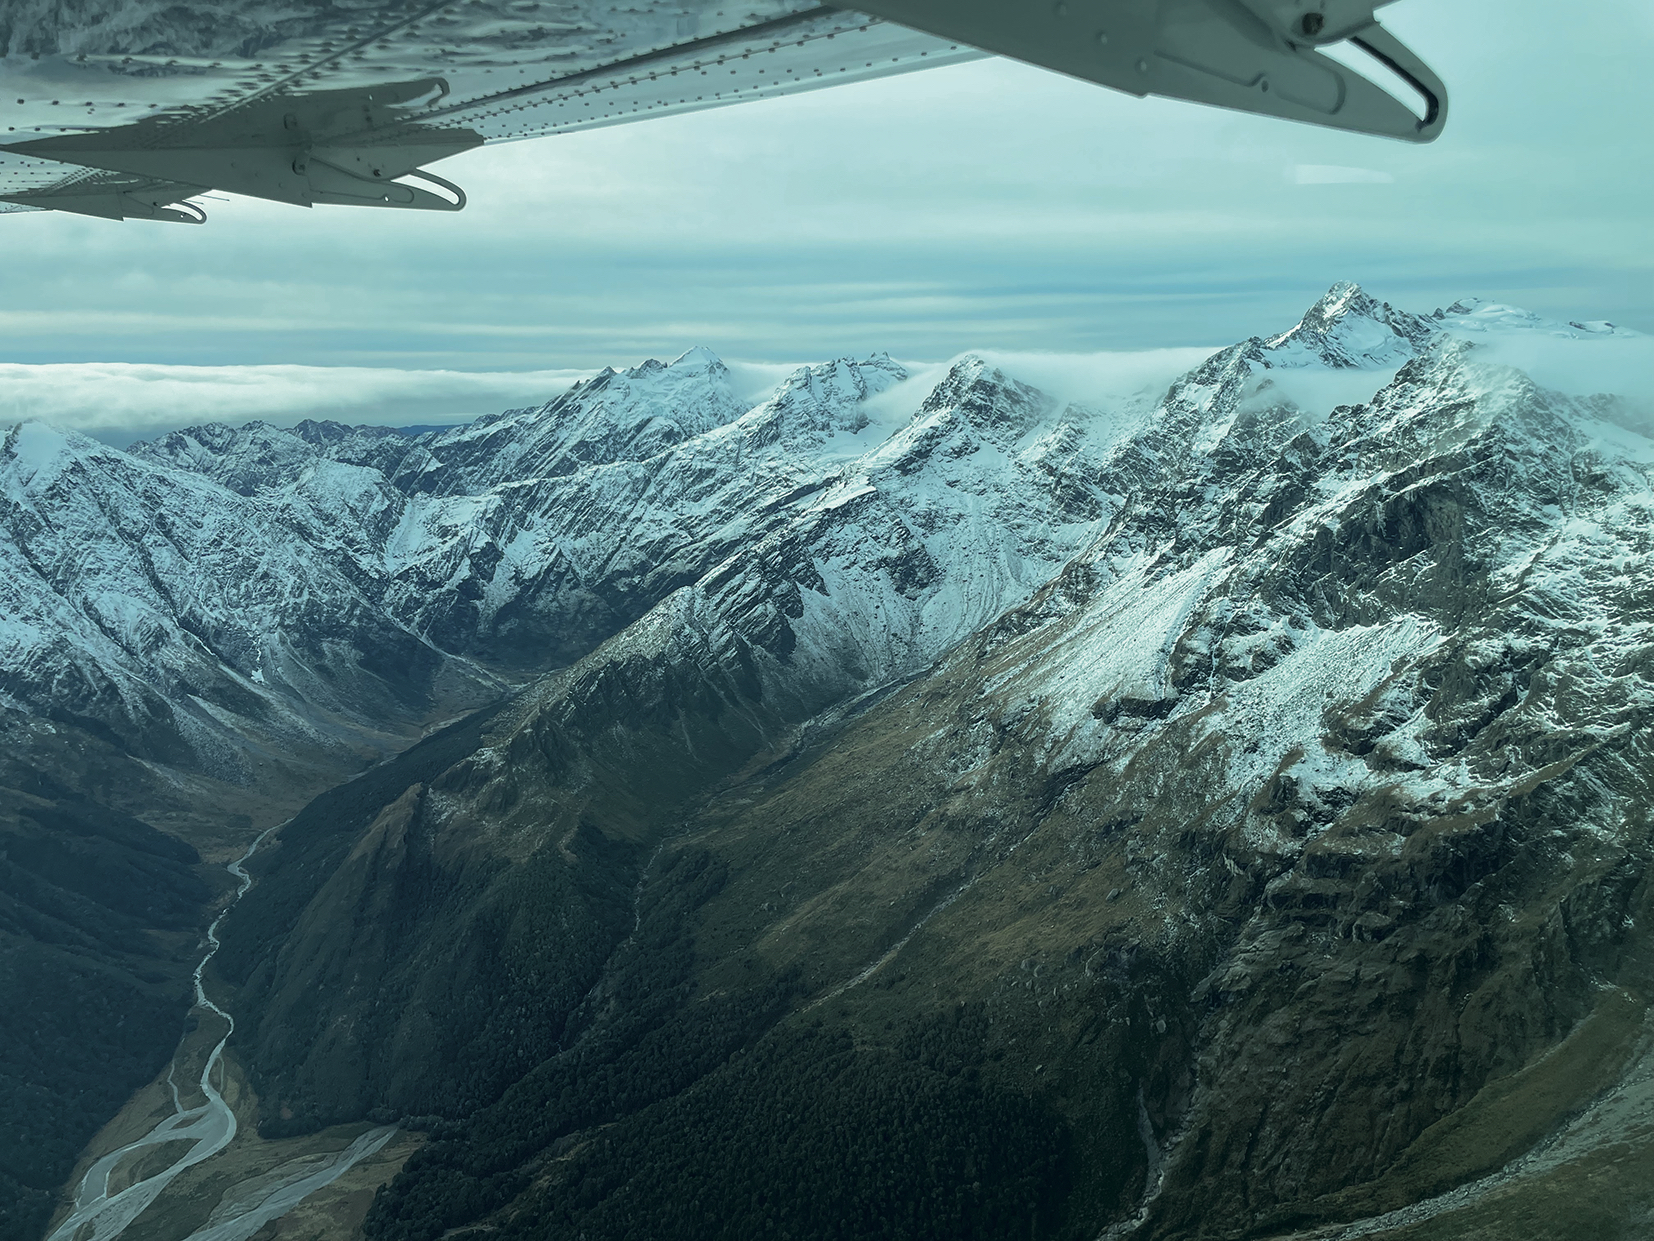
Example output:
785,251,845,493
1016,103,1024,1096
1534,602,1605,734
5,286,1652,1240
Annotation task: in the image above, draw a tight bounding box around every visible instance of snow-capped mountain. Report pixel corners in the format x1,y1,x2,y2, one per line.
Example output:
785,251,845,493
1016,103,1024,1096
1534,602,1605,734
9,279,1637,811
10,282,1651,1241
0,327,1140,846
101,340,1135,744
201,283,1654,1241
0,422,498,791
924,301,1654,1238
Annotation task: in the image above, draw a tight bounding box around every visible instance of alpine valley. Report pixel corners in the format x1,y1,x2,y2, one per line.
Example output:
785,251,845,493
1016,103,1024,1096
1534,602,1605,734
4,284,1652,1241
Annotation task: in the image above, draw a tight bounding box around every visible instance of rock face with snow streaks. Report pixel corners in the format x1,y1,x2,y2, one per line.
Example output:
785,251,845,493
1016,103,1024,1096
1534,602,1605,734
197,287,1654,1241
126,344,1131,704
11,283,1654,1241
916,324,1654,1237
3,330,1146,1238
0,422,493,786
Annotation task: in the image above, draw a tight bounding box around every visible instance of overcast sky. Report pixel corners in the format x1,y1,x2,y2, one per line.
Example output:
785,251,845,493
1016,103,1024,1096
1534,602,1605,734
1,0,1649,439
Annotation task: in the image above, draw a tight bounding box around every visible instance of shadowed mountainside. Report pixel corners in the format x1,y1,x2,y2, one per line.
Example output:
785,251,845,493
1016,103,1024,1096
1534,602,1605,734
206,289,1654,1240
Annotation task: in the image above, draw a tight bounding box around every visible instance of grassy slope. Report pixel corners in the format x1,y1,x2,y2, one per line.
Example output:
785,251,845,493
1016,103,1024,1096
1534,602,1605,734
354,606,1654,1241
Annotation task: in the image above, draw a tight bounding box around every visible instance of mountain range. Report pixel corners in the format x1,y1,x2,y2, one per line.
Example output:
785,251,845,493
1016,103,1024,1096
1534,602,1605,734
2,283,1650,1241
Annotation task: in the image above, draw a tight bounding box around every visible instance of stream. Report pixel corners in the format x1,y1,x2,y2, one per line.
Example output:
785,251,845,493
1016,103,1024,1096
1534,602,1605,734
45,826,395,1241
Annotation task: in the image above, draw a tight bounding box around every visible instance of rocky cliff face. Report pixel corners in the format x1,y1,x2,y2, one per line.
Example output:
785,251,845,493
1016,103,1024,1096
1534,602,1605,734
0,309,1148,1239
8,283,1650,1241
0,422,497,787
198,286,1654,1240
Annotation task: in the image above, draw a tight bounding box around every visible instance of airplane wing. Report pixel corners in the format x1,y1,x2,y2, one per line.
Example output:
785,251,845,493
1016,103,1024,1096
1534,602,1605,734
846,0,1445,142
0,0,1446,225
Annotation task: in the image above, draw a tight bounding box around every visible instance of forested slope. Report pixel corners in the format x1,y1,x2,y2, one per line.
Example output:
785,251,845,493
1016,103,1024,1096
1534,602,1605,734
217,292,1654,1239
0,758,211,1241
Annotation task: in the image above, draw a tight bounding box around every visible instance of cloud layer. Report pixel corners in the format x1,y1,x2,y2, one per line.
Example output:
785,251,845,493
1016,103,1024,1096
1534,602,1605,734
9,329,1647,453
0,363,588,445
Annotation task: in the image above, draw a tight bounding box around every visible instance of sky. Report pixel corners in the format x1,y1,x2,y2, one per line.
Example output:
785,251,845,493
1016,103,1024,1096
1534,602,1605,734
0,0,1649,441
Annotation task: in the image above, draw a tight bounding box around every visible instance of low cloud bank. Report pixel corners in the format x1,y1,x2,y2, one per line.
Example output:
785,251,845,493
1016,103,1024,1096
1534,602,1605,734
0,362,595,446
4,331,1644,454
1465,333,1654,411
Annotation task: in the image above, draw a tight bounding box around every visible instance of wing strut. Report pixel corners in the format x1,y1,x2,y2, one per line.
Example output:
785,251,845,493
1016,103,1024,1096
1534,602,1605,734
834,0,1447,141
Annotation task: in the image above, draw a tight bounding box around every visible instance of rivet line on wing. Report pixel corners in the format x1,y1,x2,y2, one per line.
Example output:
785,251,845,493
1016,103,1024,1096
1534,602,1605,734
415,5,847,124
192,0,469,126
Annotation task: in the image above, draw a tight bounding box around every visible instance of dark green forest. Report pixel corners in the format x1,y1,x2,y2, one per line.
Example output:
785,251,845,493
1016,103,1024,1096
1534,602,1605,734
360,850,1072,1241
0,764,210,1241
502,1019,1071,1241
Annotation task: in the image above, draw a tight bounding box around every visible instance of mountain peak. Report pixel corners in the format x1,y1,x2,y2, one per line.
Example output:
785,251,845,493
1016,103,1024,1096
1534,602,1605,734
748,355,906,443
1263,281,1441,370
1312,278,1368,312
2,420,89,492
670,345,727,371
915,355,1053,443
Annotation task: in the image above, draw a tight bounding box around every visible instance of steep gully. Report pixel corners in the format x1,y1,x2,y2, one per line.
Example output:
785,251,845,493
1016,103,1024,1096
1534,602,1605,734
45,828,394,1241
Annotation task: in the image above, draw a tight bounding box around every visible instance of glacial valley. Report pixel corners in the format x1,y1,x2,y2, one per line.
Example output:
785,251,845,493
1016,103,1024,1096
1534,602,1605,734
3,284,1651,1241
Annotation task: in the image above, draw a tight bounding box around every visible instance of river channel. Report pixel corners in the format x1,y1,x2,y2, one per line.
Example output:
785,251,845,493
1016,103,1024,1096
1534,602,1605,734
46,827,395,1241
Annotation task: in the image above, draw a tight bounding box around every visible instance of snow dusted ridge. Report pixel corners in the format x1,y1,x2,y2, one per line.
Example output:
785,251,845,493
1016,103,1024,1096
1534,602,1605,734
735,284,1649,1235
216,282,1654,1238
0,421,499,788
2,283,1645,794
1429,295,1642,340
974,321,1654,790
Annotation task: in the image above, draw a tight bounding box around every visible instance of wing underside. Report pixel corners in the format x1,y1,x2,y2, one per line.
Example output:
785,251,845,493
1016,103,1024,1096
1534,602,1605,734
0,0,1447,223
421,10,986,141
0,6,980,218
